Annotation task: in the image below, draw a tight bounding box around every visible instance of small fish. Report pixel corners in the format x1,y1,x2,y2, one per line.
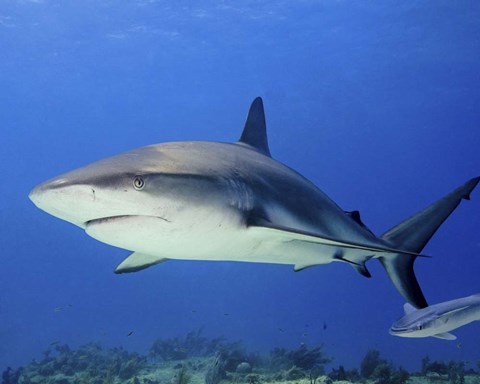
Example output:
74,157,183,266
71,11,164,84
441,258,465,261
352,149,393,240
302,333,308,337
457,343,462,349
49,340,60,346
53,304,73,312
223,313,229,316
127,331,134,337
278,328,284,332
323,322,327,330
79,355,88,360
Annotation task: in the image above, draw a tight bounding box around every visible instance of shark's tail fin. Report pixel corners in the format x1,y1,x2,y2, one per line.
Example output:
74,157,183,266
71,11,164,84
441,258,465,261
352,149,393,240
379,177,480,309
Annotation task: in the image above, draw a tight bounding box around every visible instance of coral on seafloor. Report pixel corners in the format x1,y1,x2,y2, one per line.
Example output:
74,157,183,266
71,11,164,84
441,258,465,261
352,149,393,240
359,349,410,384
421,356,467,384
328,365,360,382
268,344,331,374
149,329,229,361
1,332,477,384
2,342,146,384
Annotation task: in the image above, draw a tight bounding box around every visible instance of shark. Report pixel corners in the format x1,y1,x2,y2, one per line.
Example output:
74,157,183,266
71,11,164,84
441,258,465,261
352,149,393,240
390,294,480,340
29,97,479,308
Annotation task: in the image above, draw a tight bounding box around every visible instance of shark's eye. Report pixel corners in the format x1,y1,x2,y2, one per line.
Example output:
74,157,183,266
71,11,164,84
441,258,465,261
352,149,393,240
417,324,423,331
133,176,145,190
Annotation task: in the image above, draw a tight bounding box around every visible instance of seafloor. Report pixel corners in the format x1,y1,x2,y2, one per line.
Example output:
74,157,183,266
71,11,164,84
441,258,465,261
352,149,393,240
2,331,479,384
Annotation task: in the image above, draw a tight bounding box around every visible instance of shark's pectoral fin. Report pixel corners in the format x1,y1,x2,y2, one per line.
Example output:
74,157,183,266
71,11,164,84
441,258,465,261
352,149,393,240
432,332,457,341
114,252,169,274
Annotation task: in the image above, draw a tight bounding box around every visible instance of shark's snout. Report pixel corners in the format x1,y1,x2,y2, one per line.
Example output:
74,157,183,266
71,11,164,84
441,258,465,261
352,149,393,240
29,178,96,227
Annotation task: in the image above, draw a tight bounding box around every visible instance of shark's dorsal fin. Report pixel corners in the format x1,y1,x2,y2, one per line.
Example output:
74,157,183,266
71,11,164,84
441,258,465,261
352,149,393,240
403,303,417,315
238,97,271,157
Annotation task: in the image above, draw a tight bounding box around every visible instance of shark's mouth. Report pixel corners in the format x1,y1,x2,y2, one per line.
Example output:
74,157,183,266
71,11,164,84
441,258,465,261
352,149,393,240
389,326,409,335
84,215,173,252
85,215,171,227
389,323,418,335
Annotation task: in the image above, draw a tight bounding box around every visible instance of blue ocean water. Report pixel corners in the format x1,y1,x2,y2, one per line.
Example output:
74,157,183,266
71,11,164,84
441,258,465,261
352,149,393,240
1,0,480,373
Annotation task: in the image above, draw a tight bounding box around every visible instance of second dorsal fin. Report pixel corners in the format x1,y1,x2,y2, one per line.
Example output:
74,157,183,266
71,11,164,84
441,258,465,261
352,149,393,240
238,97,271,157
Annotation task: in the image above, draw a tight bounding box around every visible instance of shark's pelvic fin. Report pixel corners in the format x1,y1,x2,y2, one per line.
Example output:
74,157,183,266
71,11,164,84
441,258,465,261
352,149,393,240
433,332,457,341
238,97,271,157
294,263,317,272
114,252,169,274
380,176,480,309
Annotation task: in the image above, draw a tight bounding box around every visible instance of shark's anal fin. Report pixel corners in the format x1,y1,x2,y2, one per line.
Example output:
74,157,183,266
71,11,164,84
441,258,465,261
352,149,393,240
433,332,457,341
352,262,372,278
238,97,271,157
114,252,169,274
334,250,372,278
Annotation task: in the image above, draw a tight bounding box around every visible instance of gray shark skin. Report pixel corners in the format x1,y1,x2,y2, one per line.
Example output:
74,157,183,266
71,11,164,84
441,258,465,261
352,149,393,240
29,97,479,308
390,294,480,340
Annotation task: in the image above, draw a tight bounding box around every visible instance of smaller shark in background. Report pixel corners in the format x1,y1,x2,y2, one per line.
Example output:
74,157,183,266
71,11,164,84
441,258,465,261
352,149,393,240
390,294,480,340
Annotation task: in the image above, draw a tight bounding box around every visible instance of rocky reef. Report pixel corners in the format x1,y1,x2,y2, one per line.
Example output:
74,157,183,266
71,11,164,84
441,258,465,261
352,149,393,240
2,333,479,384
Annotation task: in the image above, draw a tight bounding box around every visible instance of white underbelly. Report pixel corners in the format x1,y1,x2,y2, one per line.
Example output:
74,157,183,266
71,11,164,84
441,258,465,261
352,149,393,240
85,214,346,267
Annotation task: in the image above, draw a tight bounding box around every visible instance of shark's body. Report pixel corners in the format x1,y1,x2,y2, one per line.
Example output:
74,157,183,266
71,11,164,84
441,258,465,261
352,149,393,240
29,98,479,308
390,294,480,340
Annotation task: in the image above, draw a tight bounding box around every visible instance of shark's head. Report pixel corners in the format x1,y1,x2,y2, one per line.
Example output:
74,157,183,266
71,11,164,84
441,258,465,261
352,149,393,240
389,303,442,338
29,98,271,233
389,313,436,338
28,98,270,260
29,145,174,228
29,142,233,230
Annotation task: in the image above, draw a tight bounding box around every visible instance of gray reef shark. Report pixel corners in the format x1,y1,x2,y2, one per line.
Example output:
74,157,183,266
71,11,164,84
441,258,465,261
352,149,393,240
390,294,480,340
29,97,479,308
